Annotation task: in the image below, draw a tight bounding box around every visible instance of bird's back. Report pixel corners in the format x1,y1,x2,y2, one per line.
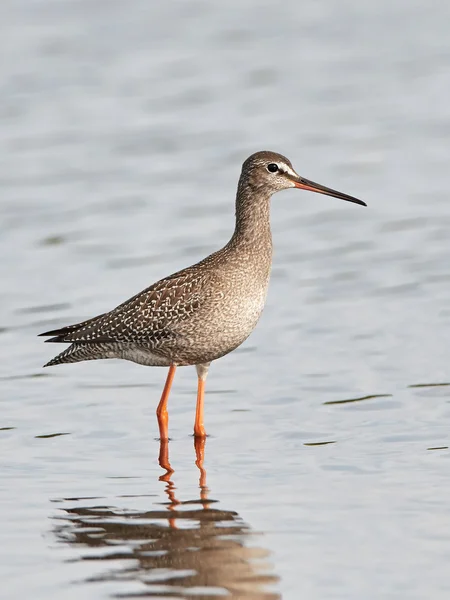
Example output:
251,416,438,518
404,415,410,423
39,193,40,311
41,239,272,367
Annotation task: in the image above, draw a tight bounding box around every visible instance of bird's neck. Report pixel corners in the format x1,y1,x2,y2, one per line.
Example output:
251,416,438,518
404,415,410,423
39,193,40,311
229,181,273,253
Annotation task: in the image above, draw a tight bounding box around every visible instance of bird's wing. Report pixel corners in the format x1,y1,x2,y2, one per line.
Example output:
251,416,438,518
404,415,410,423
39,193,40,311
40,269,209,344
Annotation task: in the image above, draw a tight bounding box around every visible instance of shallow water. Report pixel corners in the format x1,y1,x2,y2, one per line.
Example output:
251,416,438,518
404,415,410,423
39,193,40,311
2,1,450,598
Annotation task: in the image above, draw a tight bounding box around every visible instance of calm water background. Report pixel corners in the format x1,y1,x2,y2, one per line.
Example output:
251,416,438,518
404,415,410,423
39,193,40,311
1,1,450,598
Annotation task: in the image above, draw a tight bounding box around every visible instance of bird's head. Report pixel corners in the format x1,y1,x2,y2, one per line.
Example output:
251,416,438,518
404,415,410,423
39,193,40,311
240,151,366,206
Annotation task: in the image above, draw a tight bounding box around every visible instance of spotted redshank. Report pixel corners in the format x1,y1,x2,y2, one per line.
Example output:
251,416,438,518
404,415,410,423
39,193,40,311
40,151,366,440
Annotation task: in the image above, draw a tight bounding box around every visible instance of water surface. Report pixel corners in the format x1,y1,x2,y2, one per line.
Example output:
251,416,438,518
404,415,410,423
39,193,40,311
1,1,450,598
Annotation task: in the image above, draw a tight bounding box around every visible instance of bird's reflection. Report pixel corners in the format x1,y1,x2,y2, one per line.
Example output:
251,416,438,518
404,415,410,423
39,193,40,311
53,438,280,599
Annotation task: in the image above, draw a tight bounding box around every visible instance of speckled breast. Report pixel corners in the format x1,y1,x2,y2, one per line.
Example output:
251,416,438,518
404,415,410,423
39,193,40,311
169,264,271,366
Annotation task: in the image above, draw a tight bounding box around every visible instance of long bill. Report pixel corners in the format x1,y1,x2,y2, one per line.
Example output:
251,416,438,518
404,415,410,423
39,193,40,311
292,176,366,206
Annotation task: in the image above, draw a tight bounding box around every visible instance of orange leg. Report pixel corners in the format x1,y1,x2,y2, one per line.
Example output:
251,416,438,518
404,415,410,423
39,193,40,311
156,365,176,441
194,363,209,438
194,378,206,438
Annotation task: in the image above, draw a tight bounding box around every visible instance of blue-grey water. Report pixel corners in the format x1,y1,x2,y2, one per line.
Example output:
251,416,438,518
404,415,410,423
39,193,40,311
1,1,450,598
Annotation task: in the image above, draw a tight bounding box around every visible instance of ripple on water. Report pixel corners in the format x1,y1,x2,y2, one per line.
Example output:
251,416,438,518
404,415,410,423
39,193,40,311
323,394,393,406
35,432,71,439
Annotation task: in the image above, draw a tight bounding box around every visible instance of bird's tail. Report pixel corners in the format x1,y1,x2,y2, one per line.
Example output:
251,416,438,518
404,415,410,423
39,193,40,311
43,343,115,367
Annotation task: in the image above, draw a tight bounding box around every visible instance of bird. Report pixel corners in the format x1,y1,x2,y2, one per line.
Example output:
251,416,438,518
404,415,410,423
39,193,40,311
40,151,366,440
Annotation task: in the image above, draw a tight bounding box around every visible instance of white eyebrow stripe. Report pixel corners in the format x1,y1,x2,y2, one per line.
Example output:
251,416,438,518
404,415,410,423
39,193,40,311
281,164,298,178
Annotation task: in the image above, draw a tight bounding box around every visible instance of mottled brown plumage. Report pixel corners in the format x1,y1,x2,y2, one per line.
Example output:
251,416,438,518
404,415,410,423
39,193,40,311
40,151,365,438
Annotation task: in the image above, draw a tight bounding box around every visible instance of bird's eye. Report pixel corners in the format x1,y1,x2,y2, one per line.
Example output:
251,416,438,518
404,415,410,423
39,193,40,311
267,163,279,173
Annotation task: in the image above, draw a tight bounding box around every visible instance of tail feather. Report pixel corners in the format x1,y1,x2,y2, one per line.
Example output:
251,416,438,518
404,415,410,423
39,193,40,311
44,342,116,367
39,313,106,339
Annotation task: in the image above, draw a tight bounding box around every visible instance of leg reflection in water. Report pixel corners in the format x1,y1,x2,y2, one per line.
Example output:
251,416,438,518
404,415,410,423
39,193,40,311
52,438,280,599
158,436,209,512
